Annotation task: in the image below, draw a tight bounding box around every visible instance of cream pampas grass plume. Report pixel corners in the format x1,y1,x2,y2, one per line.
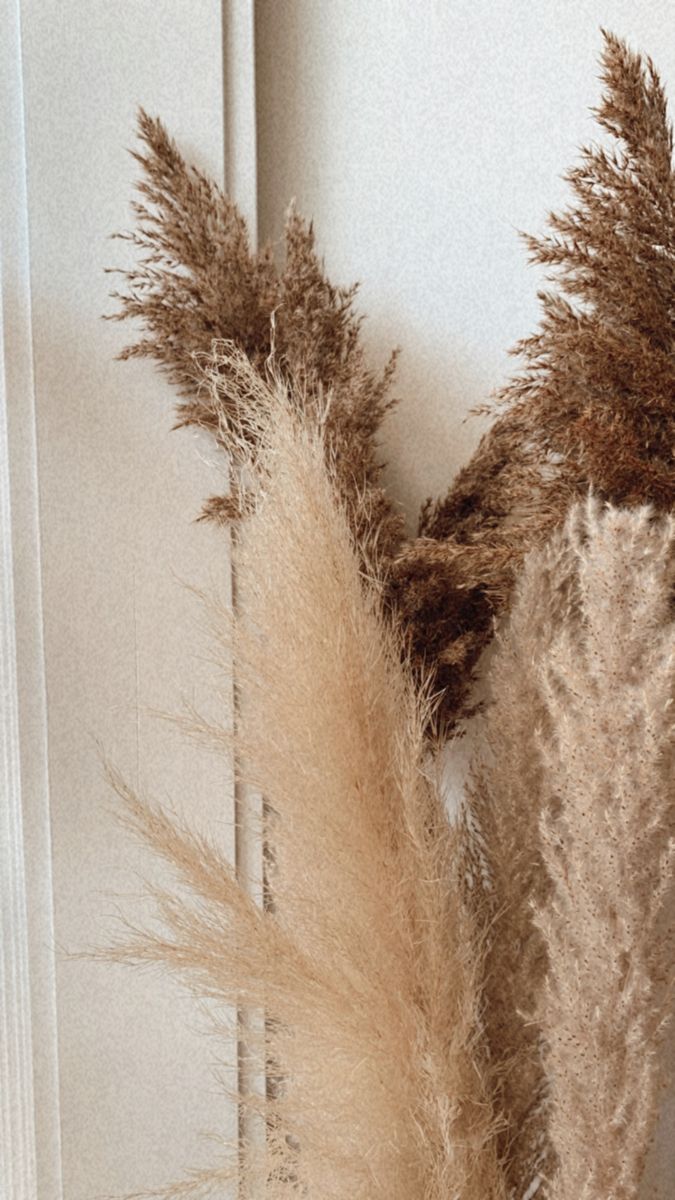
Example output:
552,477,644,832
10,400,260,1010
468,497,675,1200
107,349,506,1200
535,501,675,1200
463,531,575,1196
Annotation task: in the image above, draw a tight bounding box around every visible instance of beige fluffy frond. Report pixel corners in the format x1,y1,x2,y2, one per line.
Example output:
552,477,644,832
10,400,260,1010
463,519,578,1196
534,500,675,1200
467,497,675,1200
108,354,506,1200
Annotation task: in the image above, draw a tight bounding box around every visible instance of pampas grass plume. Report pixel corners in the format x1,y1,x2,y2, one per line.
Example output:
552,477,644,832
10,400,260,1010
468,497,675,1200
106,349,506,1200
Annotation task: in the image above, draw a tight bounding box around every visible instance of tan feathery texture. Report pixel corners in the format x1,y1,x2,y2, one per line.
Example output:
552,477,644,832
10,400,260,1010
467,497,675,1200
535,500,675,1200
105,351,506,1200
463,530,578,1197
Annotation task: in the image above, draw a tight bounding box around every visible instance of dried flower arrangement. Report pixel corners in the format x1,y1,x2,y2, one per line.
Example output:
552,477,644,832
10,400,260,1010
106,29,675,1200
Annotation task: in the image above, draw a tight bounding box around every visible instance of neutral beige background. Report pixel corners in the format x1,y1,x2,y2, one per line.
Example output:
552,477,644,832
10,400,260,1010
18,3,238,1197
257,0,675,531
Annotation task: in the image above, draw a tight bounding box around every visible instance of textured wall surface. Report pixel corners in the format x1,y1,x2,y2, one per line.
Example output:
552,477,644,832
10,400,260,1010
18,3,236,1197
256,0,675,529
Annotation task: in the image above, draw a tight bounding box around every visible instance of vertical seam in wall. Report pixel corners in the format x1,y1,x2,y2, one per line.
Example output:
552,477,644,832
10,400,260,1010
222,4,264,1193
223,0,259,240
251,0,259,250
0,245,37,1200
3,1,64,1195
18,0,64,1187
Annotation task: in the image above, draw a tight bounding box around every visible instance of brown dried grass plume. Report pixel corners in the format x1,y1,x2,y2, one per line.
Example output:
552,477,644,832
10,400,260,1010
105,350,506,1200
111,32,675,733
108,111,403,561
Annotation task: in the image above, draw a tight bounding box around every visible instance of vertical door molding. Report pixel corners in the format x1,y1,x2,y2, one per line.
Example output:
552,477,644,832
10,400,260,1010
1,3,261,1196
223,0,260,901
222,0,267,1174
0,4,62,1200
224,0,258,239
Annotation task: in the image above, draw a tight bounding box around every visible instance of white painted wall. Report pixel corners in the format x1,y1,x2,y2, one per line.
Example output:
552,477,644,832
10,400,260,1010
255,2,675,1192
6,2,248,1197
256,0,675,529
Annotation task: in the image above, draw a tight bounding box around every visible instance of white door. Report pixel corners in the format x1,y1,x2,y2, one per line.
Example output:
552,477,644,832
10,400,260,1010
2,3,255,1196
